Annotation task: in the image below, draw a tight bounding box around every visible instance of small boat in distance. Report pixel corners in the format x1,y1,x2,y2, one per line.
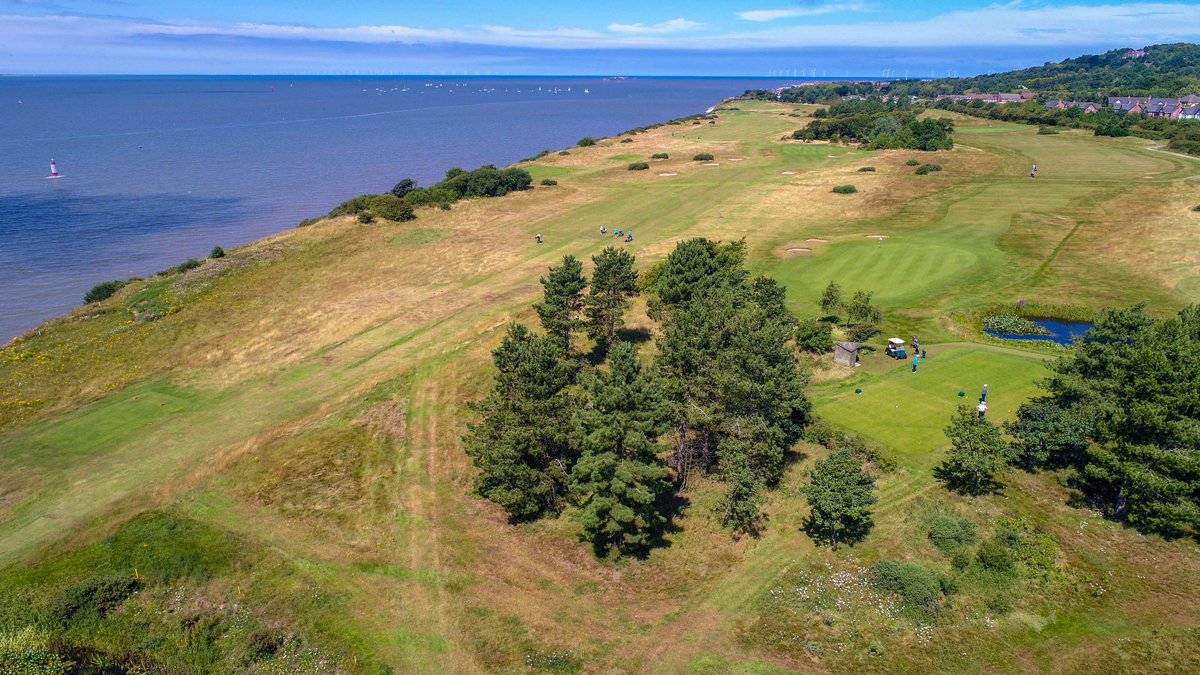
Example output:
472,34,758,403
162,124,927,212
47,159,62,179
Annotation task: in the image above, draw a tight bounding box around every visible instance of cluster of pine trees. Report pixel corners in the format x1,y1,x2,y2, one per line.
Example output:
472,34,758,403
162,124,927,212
464,239,840,557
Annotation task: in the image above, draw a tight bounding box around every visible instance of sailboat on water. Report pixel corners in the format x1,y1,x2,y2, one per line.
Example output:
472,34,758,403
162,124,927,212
47,159,62,179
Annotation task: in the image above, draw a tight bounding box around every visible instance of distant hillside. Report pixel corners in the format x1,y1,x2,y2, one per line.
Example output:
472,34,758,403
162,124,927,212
929,43,1200,97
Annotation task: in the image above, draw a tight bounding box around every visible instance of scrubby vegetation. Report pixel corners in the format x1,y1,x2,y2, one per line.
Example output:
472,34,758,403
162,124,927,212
83,280,126,304
857,166,876,172
693,153,714,161
792,100,955,151
328,164,531,223
905,158,921,166
914,163,943,175
628,162,649,171
832,184,857,194
540,178,558,186
982,314,1051,336
651,152,669,159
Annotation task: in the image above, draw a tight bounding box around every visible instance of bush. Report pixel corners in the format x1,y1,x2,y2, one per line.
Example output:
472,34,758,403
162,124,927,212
869,560,943,621
47,576,140,626
914,163,943,175
539,178,558,186
171,258,203,275
83,280,126,304
651,152,669,159
975,539,1017,575
982,314,1050,336
795,318,834,353
358,213,374,224
620,138,633,143
857,166,876,172
209,246,225,259
832,184,857,194
296,217,320,228
558,150,570,155
693,153,715,161
928,514,978,553
1192,204,1200,212
905,158,921,166
628,162,650,171
844,323,879,342
577,137,597,147
1037,126,1060,135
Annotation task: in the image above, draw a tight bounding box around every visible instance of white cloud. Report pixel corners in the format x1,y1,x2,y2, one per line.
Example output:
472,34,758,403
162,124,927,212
607,18,700,34
1,3,1198,52
739,4,865,22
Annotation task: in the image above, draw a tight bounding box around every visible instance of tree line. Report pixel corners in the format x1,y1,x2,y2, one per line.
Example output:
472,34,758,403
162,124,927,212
326,164,534,224
937,304,1199,541
794,104,955,151
463,239,880,557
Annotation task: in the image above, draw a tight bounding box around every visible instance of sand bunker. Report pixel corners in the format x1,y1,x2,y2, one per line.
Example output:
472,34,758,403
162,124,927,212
728,157,746,162
786,247,812,253
658,172,678,177
781,171,798,175
702,162,720,166
806,238,828,243
864,234,889,240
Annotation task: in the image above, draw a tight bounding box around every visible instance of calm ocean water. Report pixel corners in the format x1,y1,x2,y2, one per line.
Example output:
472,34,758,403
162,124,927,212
0,75,792,340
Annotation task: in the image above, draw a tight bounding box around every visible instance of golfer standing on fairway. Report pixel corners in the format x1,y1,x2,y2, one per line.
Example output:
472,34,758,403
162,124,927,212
912,355,919,373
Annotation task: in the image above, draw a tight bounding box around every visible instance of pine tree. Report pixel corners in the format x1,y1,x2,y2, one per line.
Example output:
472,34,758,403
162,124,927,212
570,343,673,557
584,247,639,348
535,256,587,353
803,449,877,547
937,404,1009,495
463,324,579,521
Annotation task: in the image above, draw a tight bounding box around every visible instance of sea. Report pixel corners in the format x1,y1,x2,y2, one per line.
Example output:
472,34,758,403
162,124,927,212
0,75,795,341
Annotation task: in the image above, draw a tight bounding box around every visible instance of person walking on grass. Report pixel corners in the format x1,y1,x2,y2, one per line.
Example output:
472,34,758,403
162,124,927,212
912,335,919,354
536,233,542,244
977,401,988,418
981,383,988,403
912,355,919,374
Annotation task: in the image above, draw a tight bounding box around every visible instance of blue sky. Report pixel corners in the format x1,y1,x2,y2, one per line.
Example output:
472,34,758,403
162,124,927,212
2,1,1198,75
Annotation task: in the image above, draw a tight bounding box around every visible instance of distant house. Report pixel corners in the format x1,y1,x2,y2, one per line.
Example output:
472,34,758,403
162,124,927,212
1182,95,1200,105
1105,96,1189,118
1074,102,1100,114
1044,100,1067,109
1181,105,1200,120
1122,49,1147,59
1020,91,1038,101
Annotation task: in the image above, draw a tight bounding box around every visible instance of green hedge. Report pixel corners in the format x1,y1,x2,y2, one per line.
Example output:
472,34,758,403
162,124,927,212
832,184,857,194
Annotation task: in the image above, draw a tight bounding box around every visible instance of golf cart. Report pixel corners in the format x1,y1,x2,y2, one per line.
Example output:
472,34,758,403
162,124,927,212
885,337,907,360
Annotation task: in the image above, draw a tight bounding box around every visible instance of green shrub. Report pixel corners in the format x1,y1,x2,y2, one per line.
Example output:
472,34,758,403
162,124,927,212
928,514,978,553
832,184,857,194
950,548,973,570
905,158,921,166
577,137,597,147
0,626,75,674
620,138,633,143
47,576,140,627
1192,204,1200,212
209,246,225,259
651,152,669,159
558,150,571,155
844,323,878,342
857,166,876,172
869,560,943,621
540,178,558,186
982,314,1050,336
1037,126,1060,135
83,280,126,304
914,163,943,175
795,318,834,353
975,540,1017,575
628,162,650,171
296,217,320,228
164,258,203,275
358,213,374,224
693,153,715,161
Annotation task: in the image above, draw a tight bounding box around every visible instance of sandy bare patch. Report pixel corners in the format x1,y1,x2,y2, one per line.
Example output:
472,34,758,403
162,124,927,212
658,172,678,177
781,171,797,175
827,155,839,158
786,247,811,253
806,238,828,243
727,157,746,162
702,162,720,166
864,234,889,239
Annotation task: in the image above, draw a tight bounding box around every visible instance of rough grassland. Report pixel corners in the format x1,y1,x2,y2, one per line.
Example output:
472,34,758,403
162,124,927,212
1,101,1198,672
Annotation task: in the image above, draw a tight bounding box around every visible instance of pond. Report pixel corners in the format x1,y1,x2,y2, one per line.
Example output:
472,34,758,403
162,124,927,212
984,318,1094,346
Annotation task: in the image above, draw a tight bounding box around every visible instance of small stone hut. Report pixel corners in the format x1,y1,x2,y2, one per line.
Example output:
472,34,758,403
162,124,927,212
834,341,860,367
